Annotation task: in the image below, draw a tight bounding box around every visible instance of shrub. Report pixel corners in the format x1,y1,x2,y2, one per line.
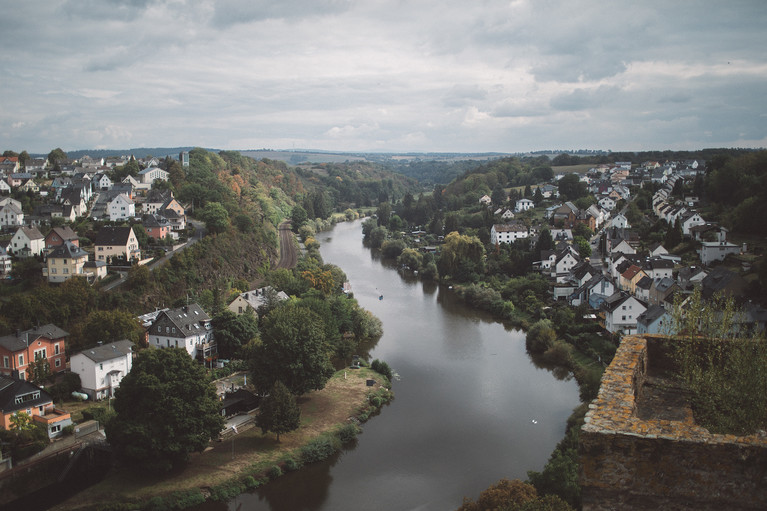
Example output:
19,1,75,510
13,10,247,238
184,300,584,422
300,435,341,464
170,489,205,507
336,423,361,444
62,425,74,436
144,496,167,511
267,465,283,480
526,319,557,354
370,359,392,380
542,341,574,368
283,457,302,472
242,476,259,489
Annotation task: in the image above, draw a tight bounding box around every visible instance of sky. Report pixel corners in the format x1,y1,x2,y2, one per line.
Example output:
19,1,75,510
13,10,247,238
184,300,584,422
2,0,766,154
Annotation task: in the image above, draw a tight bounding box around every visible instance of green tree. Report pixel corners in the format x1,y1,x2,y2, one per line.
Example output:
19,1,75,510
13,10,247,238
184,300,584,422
249,302,334,395
30,356,51,385
397,248,423,271
573,236,591,258
438,231,485,278
557,173,586,201
47,148,68,171
526,319,557,354
376,202,392,227
256,380,301,442
106,348,224,472
79,310,145,351
212,309,259,359
9,411,33,432
200,201,230,234
291,204,308,231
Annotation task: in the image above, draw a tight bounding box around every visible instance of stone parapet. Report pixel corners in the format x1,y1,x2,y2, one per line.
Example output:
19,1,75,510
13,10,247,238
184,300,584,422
580,334,767,510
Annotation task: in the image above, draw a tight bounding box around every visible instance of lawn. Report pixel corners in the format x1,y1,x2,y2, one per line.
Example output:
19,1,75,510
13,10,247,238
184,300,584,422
51,367,387,510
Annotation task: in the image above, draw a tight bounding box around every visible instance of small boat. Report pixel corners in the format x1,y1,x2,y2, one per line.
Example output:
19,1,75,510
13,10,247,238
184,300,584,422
379,294,384,300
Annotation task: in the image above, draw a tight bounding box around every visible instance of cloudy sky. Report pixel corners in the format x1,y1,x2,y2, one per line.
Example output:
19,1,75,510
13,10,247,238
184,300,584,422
2,0,766,154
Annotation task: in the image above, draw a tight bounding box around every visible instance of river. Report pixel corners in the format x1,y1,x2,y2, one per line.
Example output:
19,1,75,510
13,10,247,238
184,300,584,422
207,219,579,511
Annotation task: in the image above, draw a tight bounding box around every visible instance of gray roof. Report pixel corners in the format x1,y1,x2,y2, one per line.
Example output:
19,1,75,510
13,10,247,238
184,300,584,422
637,304,669,326
94,226,134,246
76,340,133,363
0,375,52,414
0,324,69,352
48,240,88,259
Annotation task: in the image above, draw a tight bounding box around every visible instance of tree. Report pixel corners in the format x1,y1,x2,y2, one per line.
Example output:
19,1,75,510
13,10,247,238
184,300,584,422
557,173,586,201
212,309,259,359
9,411,33,432
290,204,308,231
30,356,51,385
200,201,230,234
47,148,68,171
256,380,301,442
106,348,224,472
535,228,553,254
79,310,145,351
664,218,682,248
573,236,591,258
249,302,335,395
526,319,557,354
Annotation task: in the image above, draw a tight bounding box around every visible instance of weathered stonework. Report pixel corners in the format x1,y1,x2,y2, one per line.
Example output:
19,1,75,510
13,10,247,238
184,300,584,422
580,334,767,510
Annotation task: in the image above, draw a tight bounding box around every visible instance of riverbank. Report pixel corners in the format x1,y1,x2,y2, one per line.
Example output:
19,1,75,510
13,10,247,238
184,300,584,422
50,367,391,511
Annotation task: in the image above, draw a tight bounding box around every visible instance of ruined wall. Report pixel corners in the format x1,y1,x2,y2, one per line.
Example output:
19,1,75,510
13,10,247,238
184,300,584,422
580,335,767,510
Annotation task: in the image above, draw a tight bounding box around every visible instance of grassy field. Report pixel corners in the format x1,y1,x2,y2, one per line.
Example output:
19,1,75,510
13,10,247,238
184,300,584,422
51,367,389,510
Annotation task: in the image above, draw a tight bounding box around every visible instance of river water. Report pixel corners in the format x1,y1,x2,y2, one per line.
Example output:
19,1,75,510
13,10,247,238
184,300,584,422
207,220,579,511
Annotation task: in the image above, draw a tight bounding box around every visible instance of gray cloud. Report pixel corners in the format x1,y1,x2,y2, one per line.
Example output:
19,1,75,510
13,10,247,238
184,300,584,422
1,0,766,153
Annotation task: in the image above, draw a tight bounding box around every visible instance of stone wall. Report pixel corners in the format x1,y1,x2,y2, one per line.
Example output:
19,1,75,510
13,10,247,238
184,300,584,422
580,334,767,510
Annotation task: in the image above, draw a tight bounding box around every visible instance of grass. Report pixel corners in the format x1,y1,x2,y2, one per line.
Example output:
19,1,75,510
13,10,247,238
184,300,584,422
551,164,593,175
50,367,389,511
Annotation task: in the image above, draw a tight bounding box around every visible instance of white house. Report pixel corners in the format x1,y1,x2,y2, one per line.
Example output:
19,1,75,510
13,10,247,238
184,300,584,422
70,340,133,401
9,226,45,257
598,196,616,211
681,212,705,236
0,203,24,229
553,248,580,283
227,287,289,316
609,213,631,229
108,193,135,221
515,198,534,212
479,194,492,206
146,304,215,360
490,223,528,245
601,293,647,335
92,173,113,191
138,167,169,184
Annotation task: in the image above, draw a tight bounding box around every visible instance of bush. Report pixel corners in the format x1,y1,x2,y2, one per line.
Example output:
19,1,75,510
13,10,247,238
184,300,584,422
300,435,341,464
283,457,302,472
267,465,283,480
62,424,74,436
370,359,392,380
336,423,361,444
542,341,574,368
242,476,259,489
526,319,557,354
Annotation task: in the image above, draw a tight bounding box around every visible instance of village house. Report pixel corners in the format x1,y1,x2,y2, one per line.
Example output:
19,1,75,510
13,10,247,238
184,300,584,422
138,166,169,185
93,226,141,263
490,223,529,245
107,193,136,221
601,292,647,335
699,228,741,265
92,173,112,191
636,304,672,335
142,213,173,240
9,226,45,258
0,324,69,381
227,287,290,316
0,375,72,438
44,226,79,250
0,156,20,173
0,202,24,229
0,246,11,275
146,304,215,360
42,241,91,283
515,198,534,212
70,340,133,401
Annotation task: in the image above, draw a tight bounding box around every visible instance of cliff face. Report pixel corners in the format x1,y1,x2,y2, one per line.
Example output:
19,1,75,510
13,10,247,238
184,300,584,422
579,335,767,511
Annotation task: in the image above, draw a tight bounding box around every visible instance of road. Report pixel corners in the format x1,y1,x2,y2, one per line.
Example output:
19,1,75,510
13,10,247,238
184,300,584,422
275,220,297,269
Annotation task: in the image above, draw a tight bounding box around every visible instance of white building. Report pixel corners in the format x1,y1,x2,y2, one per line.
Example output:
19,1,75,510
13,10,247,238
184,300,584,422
138,167,169,184
515,198,534,212
108,193,135,221
70,340,133,401
146,304,215,360
490,223,528,245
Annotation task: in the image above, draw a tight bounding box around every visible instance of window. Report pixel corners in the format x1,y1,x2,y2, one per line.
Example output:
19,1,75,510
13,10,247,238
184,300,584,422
55,359,61,367
18,354,24,366
34,348,46,360
99,363,103,370
3,356,8,368
19,371,25,380
63,268,69,274
63,259,67,264
51,268,57,274
165,326,170,333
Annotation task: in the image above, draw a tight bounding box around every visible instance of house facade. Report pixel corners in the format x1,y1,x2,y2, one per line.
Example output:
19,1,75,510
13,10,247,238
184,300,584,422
70,340,133,401
94,226,141,263
43,241,91,283
146,304,215,360
9,226,45,257
44,226,79,250
490,223,529,245
0,375,72,437
138,167,169,184
601,293,647,335
0,324,69,381
108,193,135,221
0,203,24,229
